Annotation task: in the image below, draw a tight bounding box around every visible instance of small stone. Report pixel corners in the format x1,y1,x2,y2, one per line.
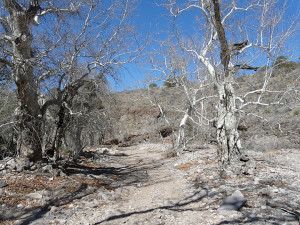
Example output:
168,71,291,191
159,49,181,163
261,205,267,209
25,205,33,210
85,201,98,208
30,165,37,170
0,181,8,188
42,165,53,173
50,206,58,212
6,159,16,170
247,168,254,175
54,219,66,224
208,191,217,197
279,188,286,193
259,188,270,196
43,190,52,197
0,164,5,171
15,165,23,172
17,204,24,209
200,189,207,196
254,177,260,185
26,192,43,199
44,214,55,221
13,220,22,225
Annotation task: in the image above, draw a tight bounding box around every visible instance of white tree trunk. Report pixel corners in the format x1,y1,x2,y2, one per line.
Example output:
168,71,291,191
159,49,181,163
176,106,192,149
4,1,42,162
216,83,243,165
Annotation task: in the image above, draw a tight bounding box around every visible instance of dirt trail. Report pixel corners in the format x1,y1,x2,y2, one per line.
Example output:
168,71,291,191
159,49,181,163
92,144,213,225
2,143,300,225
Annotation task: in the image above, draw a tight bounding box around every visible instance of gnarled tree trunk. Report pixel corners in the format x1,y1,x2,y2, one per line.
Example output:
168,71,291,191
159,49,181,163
216,83,243,165
4,0,43,162
212,0,245,165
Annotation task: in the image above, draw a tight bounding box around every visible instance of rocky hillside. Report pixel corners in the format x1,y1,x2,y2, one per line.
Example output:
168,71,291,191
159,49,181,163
103,65,300,151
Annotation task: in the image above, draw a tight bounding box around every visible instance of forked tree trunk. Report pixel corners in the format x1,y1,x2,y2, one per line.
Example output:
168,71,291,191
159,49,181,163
212,0,246,165
4,1,43,162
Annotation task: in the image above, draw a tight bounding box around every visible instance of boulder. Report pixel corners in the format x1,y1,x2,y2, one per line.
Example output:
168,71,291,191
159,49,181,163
218,190,247,212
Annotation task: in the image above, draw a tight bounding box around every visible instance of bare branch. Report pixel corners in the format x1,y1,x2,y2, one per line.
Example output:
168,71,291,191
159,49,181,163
0,57,13,68
32,3,81,26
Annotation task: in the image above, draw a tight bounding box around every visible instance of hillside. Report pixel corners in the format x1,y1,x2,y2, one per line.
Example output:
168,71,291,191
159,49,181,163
103,65,300,151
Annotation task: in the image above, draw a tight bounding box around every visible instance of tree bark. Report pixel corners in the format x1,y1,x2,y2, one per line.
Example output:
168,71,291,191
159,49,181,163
176,106,192,149
216,83,243,165
212,0,244,165
4,0,43,162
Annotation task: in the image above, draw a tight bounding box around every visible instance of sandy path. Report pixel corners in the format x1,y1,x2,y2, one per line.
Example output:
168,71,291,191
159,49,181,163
94,144,207,225
19,143,300,225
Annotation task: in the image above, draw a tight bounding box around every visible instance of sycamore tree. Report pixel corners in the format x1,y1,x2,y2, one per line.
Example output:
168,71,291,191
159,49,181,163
147,41,216,150
161,0,298,165
0,0,143,164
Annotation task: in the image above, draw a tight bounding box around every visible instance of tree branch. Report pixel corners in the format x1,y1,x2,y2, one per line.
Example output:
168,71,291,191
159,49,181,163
3,0,24,14
0,57,13,68
32,4,80,26
235,64,259,71
0,34,12,42
41,98,61,116
212,0,230,75
0,18,11,33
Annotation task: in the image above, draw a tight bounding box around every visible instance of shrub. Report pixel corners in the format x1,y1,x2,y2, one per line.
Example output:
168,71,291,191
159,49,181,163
149,83,157,88
264,108,272,114
164,78,177,87
272,56,297,72
292,109,300,116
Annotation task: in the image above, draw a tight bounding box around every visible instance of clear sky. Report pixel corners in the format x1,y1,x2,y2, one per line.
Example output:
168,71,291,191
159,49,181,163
111,0,300,92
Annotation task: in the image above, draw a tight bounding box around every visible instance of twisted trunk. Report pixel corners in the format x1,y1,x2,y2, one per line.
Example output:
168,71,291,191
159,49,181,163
216,83,243,165
4,1,43,162
212,0,244,165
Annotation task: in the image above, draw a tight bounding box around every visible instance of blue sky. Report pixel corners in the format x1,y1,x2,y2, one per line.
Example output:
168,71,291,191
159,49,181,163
111,0,300,91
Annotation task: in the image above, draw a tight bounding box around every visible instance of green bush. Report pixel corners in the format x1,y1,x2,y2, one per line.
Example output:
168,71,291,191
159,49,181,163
264,108,272,114
149,83,157,88
164,78,177,87
292,109,300,116
272,56,297,72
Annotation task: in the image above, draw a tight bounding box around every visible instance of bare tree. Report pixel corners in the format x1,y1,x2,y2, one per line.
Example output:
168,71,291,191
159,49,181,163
161,0,298,165
0,0,143,164
147,41,216,150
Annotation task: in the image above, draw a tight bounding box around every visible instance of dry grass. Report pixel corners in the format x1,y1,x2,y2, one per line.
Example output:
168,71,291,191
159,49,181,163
175,161,201,171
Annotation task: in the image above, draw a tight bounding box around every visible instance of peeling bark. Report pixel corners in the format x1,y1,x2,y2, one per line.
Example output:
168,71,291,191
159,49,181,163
3,0,43,162
212,0,245,165
176,106,192,149
216,84,243,165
